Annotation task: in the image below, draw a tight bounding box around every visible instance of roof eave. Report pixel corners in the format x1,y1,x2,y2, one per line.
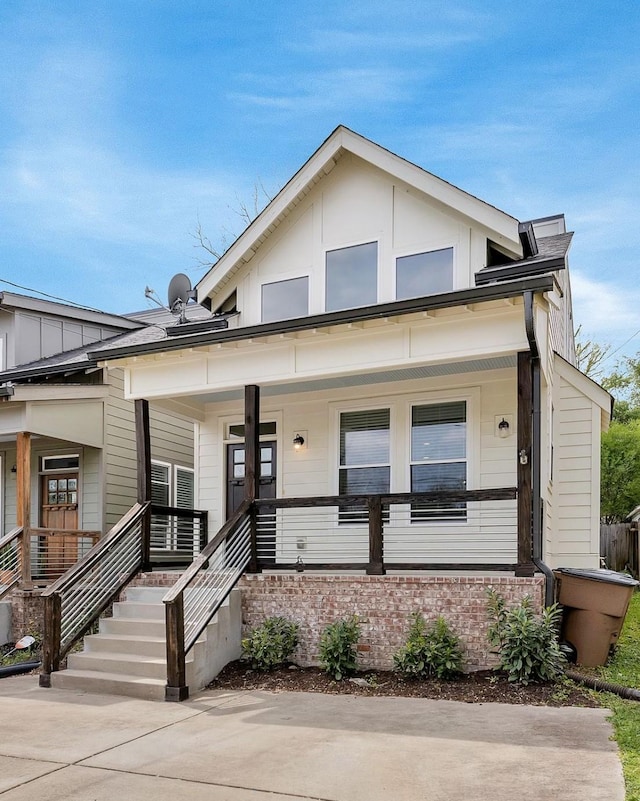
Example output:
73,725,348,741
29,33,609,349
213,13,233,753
93,273,555,363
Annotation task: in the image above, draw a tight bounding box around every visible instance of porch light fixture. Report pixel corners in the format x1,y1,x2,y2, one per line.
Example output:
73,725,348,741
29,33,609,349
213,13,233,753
10,464,16,473
497,418,510,438
293,433,305,450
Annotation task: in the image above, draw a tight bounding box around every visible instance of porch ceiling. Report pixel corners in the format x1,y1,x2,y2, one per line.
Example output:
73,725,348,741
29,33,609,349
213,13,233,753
187,354,517,404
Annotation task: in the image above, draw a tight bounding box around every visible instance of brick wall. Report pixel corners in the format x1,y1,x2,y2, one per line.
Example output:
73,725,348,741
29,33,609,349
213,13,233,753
239,574,544,671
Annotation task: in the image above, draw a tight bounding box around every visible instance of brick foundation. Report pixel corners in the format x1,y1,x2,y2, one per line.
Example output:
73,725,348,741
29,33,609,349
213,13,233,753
239,574,544,672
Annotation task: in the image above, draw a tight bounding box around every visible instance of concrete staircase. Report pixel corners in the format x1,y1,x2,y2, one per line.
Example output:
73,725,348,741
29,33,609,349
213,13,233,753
50,586,242,701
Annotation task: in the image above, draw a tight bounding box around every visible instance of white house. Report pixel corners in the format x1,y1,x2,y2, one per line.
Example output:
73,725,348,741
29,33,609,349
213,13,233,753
34,127,612,698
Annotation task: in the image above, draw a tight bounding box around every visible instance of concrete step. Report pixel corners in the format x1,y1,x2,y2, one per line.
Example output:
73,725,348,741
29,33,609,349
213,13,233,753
112,601,166,620
83,632,167,658
51,668,167,702
100,617,166,637
67,650,170,680
123,586,170,604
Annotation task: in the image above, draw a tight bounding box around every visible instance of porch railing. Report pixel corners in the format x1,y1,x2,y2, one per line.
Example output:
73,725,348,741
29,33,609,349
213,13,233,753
30,528,101,585
150,504,207,567
39,502,149,685
163,500,252,701
254,488,519,573
0,527,23,600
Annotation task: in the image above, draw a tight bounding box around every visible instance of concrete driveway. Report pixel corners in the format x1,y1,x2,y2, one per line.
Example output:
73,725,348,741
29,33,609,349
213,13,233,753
0,675,625,800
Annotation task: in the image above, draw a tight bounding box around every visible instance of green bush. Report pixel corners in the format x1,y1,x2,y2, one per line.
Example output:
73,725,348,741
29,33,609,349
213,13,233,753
241,617,300,671
319,616,360,680
486,589,565,684
393,612,464,680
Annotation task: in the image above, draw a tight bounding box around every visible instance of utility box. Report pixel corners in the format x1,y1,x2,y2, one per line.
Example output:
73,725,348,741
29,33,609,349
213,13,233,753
555,568,638,667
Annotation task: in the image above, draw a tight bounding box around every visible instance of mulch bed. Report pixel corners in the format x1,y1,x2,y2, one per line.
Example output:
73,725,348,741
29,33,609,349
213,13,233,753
209,661,599,707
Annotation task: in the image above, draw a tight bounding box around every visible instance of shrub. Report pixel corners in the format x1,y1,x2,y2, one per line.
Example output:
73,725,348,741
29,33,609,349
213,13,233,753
394,612,464,680
241,617,300,671
319,616,360,680
486,589,566,684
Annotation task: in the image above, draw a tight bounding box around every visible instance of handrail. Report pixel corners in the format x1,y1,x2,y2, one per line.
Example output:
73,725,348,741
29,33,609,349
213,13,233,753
0,526,23,600
253,488,517,509
39,502,149,686
163,500,252,701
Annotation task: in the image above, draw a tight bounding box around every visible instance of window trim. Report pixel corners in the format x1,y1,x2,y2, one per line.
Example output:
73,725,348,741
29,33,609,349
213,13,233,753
325,240,379,313
260,275,310,323
394,245,456,301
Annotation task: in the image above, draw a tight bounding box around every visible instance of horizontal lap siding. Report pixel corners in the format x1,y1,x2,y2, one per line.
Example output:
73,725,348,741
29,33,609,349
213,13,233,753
104,370,195,529
552,375,599,567
202,370,518,561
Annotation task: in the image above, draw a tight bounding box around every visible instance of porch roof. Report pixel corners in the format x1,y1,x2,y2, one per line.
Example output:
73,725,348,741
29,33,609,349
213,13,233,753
86,273,556,366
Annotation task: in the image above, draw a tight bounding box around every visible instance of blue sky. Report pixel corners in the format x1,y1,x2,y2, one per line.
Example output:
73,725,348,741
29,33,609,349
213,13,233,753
1,1,639,367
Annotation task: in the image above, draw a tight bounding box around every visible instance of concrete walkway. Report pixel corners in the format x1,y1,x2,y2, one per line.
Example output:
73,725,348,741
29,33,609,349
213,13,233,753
0,675,625,800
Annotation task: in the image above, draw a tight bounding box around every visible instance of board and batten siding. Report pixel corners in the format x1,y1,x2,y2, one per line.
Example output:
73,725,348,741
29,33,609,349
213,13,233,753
103,368,195,530
551,362,607,569
199,368,519,563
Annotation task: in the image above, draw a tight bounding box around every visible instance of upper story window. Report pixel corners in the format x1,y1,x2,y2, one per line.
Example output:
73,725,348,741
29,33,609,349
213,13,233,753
396,247,454,300
261,276,309,323
326,242,377,312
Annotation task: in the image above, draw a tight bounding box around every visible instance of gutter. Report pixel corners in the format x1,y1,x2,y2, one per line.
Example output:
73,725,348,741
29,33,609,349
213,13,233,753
524,290,555,606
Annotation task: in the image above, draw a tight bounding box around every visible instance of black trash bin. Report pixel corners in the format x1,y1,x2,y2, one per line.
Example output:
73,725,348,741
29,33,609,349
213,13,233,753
554,568,638,667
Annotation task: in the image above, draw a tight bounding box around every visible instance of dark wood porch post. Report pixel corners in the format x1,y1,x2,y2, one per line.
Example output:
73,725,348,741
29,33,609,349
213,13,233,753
16,432,32,588
135,399,152,571
366,496,385,575
244,385,261,573
516,352,535,576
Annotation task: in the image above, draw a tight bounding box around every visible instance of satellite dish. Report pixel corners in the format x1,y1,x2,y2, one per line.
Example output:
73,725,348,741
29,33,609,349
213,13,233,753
168,273,193,309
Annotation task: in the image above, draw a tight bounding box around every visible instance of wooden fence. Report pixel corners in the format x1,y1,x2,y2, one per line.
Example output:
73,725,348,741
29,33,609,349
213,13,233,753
600,522,639,577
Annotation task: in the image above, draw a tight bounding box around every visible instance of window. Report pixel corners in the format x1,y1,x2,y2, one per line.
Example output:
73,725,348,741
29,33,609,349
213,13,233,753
151,461,171,507
339,408,390,496
175,466,194,509
396,247,454,300
326,242,377,312
261,276,309,323
41,454,80,472
410,401,466,519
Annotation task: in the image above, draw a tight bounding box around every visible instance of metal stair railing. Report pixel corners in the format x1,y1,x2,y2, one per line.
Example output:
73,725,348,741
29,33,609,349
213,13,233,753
0,527,23,600
163,500,252,701
39,502,149,686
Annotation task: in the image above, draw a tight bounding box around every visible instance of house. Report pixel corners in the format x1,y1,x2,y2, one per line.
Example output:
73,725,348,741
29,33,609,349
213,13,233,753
0,292,199,638
30,126,611,700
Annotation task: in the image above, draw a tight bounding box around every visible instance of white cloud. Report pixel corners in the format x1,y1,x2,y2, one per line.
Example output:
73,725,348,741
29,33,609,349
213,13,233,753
570,271,640,350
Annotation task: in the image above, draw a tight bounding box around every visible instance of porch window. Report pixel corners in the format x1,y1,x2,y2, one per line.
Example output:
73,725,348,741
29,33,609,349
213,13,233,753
261,276,309,323
151,461,171,506
339,408,390,498
410,401,466,520
326,242,377,312
396,247,453,300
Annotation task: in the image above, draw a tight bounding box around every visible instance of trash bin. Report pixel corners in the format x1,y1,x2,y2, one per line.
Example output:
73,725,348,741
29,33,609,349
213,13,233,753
554,568,638,667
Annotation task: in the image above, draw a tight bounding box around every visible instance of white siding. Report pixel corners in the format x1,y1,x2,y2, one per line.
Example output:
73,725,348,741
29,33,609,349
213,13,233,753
199,368,519,564
550,373,601,568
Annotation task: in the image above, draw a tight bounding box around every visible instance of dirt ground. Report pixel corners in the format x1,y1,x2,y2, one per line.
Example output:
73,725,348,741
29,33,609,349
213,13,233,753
209,660,599,707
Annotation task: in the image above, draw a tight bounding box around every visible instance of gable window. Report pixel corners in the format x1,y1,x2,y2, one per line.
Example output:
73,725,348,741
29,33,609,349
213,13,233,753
410,401,466,519
261,276,309,323
396,247,454,300
326,242,377,312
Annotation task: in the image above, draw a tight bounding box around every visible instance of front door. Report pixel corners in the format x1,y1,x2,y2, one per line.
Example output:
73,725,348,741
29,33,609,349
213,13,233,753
39,472,80,578
226,441,277,562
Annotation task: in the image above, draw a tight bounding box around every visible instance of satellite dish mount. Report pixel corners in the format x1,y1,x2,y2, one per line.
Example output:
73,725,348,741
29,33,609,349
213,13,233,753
167,273,196,324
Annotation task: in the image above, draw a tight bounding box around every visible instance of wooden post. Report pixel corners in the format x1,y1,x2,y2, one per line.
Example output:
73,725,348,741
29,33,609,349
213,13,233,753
135,399,152,571
244,385,261,573
16,432,32,588
165,594,189,701
39,592,61,686
366,496,385,575
516,352,535,576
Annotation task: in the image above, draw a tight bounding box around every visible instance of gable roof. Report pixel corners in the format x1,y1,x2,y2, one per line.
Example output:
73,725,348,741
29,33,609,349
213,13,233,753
0,290,142,330
196,126,522,302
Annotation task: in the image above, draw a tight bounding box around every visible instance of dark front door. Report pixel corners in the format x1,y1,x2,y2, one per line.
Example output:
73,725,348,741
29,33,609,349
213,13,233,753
226,441,277,563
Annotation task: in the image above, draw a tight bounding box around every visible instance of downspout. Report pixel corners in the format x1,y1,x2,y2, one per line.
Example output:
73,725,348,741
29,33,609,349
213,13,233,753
524,290,555,606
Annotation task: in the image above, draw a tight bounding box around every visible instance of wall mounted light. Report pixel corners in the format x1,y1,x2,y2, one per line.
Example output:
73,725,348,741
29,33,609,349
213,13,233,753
497,418,510,438
10,464,17,474
293,433,305,450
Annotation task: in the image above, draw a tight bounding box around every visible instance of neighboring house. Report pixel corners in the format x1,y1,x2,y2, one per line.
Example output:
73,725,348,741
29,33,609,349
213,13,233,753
28,126,613,699
0,293,198,632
